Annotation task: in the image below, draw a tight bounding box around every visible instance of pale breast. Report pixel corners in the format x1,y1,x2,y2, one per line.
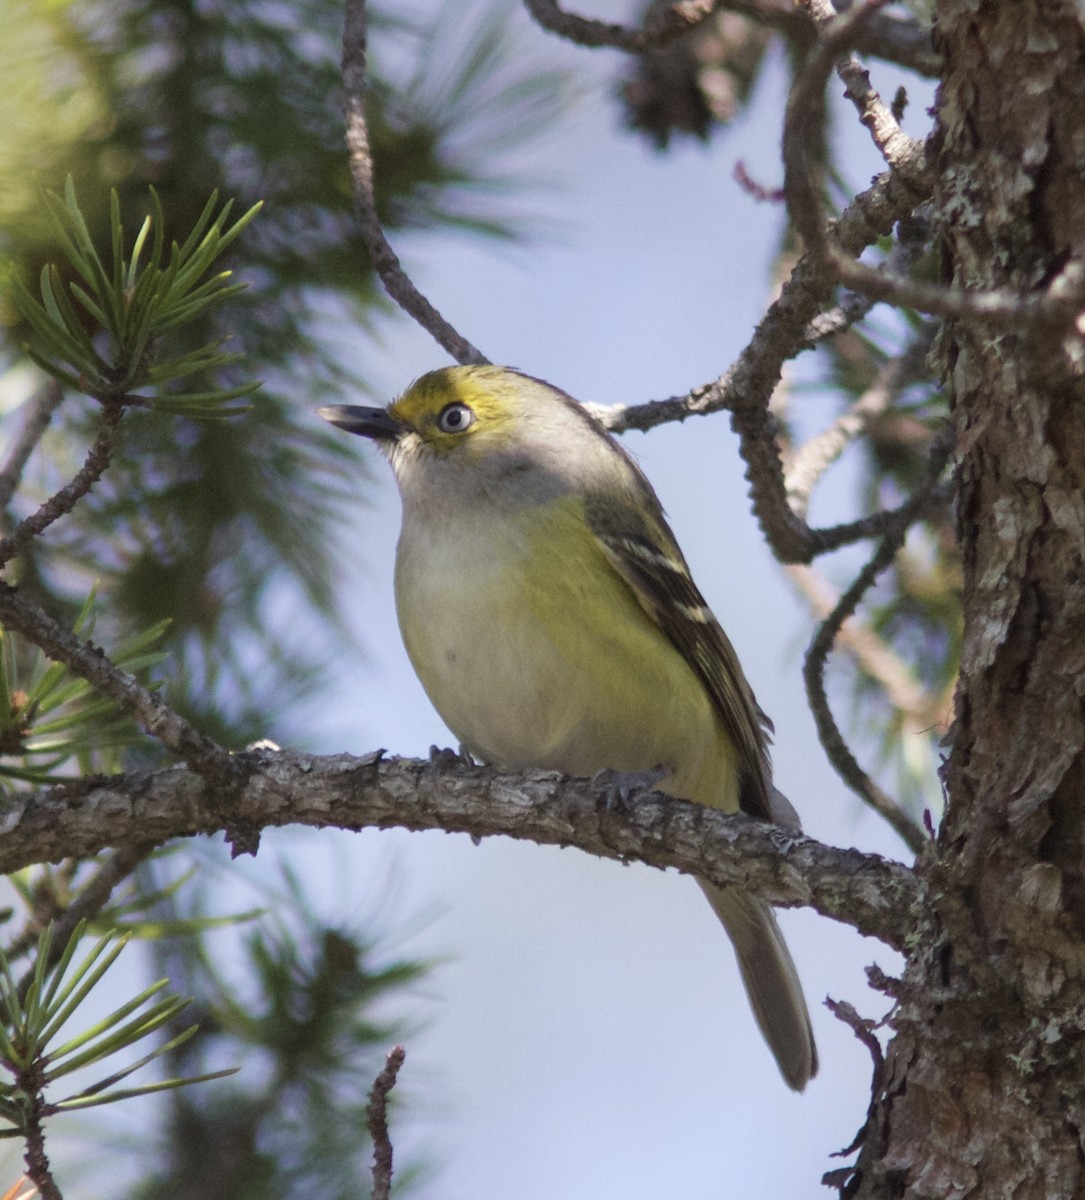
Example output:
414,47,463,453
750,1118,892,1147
393,501,739,810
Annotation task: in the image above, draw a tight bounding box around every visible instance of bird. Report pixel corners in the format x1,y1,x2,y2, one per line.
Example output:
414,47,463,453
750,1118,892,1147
320,364,817,1090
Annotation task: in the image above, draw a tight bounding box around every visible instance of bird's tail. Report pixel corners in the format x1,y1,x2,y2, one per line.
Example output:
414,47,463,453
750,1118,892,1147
699,881,818,1091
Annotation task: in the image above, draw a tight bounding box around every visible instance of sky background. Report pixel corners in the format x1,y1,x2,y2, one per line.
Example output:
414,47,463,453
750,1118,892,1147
265,5,937,1198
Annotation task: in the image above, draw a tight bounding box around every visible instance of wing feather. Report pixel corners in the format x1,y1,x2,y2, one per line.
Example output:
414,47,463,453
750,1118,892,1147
584,493,774,821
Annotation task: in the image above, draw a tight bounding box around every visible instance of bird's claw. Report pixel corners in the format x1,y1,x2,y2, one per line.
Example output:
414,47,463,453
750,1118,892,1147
591,767,667,814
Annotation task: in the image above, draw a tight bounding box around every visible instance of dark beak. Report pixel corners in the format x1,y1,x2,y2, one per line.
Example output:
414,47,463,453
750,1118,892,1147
318,405,402,442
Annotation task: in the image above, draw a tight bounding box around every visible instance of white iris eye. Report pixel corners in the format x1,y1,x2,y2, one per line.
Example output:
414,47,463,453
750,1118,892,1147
437,402,474,434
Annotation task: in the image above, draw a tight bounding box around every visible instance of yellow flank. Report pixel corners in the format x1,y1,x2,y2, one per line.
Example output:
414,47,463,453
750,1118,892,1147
396,490,741,813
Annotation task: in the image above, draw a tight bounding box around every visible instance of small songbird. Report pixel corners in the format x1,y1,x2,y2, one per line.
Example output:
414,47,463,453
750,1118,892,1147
321,364,817,1090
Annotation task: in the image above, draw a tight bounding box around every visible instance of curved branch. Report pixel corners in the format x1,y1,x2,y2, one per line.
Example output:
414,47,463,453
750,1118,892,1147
805,0,924,179
0,401,124,568
527,0,939,76
0,584,233,781
0,749,920,950
524,0,721,52
783,0,1084,329
803,525,929,853
0,380,65,517
341,0,486,365
595,166,932,562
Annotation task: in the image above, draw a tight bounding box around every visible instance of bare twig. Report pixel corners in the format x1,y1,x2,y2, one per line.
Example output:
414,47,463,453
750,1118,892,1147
726,0,938,76
0,750,921,948
783,1,1085,329
340,0,485,365
595,167,932,562
803,289,874,342
0,403,124,569
803,521,927,853
527,0,938,75
0,584,233,781
797,424,954,852
783,0,932,251
784,329,933,512
0,381,65,517
787,561,942,725
366,1046,406,1200
825,997,885,1161
524,0,721,52
805,0,924,180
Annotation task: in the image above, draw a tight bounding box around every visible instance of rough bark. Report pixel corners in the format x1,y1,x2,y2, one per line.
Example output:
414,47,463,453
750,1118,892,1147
851,3,1085,1197
0,750,916,947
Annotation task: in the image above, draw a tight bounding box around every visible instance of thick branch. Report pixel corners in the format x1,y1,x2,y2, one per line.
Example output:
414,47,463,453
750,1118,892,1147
0,750,919,950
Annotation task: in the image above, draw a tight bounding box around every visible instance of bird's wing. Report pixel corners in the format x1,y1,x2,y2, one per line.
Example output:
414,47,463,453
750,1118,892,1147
584,492,774,822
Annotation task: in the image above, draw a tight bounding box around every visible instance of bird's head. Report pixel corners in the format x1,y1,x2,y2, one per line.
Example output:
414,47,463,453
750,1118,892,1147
320,364,646,507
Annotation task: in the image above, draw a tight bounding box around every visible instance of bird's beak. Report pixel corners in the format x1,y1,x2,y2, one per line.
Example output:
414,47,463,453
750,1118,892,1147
318,405,402,442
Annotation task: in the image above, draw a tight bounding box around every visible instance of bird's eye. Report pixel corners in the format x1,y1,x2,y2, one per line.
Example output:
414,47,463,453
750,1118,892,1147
437,403,475,434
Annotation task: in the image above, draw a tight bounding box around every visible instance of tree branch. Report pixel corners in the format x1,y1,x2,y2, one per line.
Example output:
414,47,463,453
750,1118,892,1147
803,525,928,853
805,0,925,181
0,749,920,950
366,1046,405,1200
340,0,486,365
0,402,124,568
784,328,934,513
524,0,721,52
787,560,944,731
0,584,233,781
783,0,1085,329
594,166,932,562
8,845,154,987
526,0,939,77
0,380,65,518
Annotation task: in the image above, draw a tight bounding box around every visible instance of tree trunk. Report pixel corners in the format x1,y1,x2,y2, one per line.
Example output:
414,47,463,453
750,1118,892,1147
851,3,1085,1196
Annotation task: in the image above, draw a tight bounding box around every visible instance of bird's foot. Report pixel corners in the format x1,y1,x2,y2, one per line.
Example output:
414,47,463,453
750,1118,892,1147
591,766,667,815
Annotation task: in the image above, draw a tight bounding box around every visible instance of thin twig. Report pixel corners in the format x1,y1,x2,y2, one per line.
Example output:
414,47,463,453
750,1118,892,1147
825,997,884,1160
805,0,924,180
0,584,234,781
526,0,939,75
803,290,874,343
523,0,720,52
802,517,928,853
787,560,942,727
0,381,66,517
783,1,1085,329
0,403,124,569
595,167,931,562
366,1046,406,1200
340,0,485,365
784,329,933,512
798,426,954,850
9,845,156,984
21,1099,61,1200
783,0,931,251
